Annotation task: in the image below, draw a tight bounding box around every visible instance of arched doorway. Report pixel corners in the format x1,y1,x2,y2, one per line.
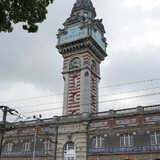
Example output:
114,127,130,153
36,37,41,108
63,142,76,160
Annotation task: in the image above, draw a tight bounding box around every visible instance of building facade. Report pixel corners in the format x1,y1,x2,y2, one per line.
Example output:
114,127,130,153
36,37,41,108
87,105,160,160
1,105,160,160
1,0,160,160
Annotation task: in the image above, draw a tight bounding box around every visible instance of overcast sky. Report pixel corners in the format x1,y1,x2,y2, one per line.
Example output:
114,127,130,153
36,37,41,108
0,0,160,122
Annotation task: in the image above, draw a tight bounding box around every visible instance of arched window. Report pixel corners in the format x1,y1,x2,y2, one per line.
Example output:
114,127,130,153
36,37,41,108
42,139,51,151
22,141,31,151
63,142,76,160
150,131,160,145
69,57,81,70
120,133,134,147
5,142,13,152
92,136,105,148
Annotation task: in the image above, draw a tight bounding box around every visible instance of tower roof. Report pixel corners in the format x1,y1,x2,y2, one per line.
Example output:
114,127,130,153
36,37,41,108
75,0,92,6
71,0,96,17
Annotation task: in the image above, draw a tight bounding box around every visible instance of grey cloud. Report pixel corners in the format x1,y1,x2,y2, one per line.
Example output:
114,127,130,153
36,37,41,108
101,46,160,84
0,0,160,115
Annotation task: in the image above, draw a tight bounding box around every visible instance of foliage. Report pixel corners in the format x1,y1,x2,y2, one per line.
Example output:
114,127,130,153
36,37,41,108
0,0,53,33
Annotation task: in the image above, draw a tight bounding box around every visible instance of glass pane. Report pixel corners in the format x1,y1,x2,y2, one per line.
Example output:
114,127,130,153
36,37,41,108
120,136,124,146
130,136,134,146
97,138,100,147
157,134,160,144
92,139,96,148
125,136,129,146
101,138,105,148
68,142,74,150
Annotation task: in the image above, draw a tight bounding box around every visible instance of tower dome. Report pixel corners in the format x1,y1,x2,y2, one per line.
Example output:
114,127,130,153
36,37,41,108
76,0,92,6
71,0,96,18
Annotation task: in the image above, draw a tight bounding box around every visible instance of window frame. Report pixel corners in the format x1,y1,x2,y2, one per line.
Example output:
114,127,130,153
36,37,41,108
42,139,51,151
22,141,31,152
4,142,13,152
150,131,160,145
92,135,105,148
120,133,134,147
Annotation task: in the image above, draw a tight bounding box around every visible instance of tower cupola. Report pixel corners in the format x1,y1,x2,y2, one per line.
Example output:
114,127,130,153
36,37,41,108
71,0,96,18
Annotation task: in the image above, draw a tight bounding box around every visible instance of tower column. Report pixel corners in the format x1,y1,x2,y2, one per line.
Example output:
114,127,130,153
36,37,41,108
56,0,107,116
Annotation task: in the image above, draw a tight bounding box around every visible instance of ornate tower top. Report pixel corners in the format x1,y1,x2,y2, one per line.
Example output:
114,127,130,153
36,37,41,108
57,0,107,60
71,0,96,18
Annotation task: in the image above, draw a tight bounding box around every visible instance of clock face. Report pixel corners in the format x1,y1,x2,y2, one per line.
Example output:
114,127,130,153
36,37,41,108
92,30,106,51
59,25,88,45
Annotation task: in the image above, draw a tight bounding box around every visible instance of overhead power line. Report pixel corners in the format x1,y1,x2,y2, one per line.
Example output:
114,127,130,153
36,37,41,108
100,77,160,89
99,86,160,97
15,91,160,115
0,77,159,104
7,86,160,111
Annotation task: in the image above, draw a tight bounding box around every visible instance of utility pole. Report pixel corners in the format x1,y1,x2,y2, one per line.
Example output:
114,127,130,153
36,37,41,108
32,114,42,160
52,116,59,160
54,125,58,160
0,106,18,157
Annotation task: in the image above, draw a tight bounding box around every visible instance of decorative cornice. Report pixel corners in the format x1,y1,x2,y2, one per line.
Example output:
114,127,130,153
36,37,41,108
56,37,107,61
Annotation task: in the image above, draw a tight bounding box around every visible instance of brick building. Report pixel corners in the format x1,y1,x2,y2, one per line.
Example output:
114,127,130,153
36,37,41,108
87,105,160,160
1,0,160,160
1,105,160,160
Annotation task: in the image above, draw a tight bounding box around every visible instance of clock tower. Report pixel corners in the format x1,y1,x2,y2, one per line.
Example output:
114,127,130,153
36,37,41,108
56,0,107,116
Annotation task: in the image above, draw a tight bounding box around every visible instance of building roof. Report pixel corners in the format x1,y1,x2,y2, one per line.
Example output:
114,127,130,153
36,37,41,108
75,0,93,6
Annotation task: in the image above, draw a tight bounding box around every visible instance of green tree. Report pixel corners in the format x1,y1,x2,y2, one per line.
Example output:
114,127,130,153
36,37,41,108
0,0,53,33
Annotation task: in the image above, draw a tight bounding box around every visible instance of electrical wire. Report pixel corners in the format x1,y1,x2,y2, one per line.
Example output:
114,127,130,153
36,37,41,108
0,77,159,104
7,86,160,110
99,77,160,89
3,77,160,120
99,86,160,97
14,91,160,115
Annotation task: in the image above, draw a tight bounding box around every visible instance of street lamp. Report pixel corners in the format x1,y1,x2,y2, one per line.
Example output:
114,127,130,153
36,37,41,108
32,114,42,160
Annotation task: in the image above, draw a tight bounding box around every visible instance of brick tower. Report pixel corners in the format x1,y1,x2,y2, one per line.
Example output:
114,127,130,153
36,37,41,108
56,0,107,116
